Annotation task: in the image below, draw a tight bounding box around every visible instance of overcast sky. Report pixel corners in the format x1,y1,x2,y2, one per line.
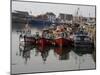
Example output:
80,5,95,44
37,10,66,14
12,1,96,17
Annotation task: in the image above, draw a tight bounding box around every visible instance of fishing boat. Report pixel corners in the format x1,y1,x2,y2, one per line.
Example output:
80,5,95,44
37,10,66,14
54,25,72,47
55,36,71,47
19,34,36,45
37,38,50,46
73,28,93,48
36,28,52,46
19,23,36,45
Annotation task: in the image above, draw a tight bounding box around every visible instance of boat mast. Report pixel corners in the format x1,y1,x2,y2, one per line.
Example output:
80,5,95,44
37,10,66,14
76,8,80,23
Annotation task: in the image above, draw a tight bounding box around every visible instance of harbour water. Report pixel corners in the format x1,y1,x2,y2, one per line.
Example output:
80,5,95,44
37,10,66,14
11,30,96,74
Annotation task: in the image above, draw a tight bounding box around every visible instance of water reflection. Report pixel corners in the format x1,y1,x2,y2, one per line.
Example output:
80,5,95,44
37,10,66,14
54,47,70,60
19,44,34,64
18,41,95,67
18,42,74,64
12,32,95,74
35,45,50,64
73,47,94,56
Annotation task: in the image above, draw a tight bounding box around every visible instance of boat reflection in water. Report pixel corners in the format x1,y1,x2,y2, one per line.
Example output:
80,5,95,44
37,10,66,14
54,47,71,60
19,43,35,64
35,45,50,64
73,46,94,56
18,41,72,64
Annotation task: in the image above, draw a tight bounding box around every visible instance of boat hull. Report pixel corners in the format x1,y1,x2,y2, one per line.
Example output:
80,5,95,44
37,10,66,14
19,35,36,45
36,38,52,47
55,38,72,47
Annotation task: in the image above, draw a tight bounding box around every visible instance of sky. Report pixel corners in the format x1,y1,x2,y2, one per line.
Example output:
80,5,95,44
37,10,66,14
12,1,96,17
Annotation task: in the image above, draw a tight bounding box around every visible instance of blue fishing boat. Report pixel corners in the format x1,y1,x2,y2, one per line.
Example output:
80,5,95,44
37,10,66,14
74,29,93,48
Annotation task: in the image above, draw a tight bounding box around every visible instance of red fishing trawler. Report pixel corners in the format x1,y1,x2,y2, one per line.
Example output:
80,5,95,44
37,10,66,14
36,29,52,46
54,25,73,47
55,37,72,47
37,38,51,46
